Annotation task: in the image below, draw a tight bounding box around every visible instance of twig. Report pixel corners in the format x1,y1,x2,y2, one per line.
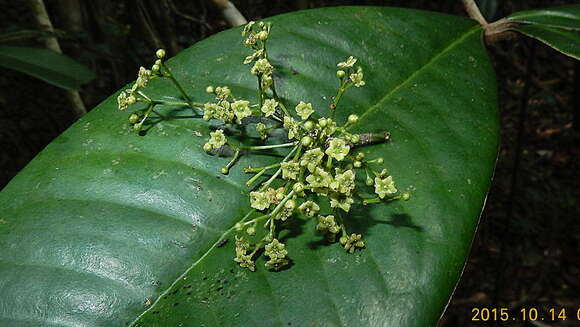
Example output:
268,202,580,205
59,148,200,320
28,0,87,118
461,0,488,26
210,0,247,27
461,0,516,43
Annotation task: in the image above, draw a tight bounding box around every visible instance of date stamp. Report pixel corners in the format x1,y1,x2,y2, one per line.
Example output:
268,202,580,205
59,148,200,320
471,307,579,322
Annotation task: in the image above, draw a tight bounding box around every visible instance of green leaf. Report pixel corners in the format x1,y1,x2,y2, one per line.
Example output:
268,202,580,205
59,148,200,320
0,7,499,327
508,4,580,30
0,46,95,90
512,24,580,60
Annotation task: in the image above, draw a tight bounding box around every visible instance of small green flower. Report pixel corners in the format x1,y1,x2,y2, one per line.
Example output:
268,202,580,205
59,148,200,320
340,233,365,253
330,194,354,212
264,238,288,270
374,175,397,199
234,235,250,256
305,167,332,189
300,148,324,172
325,138,350,161
250,191,270,210
202,103,219,121
135,66,151,89
319,118,337,137
117,91,129,111
280,161,300,180
261,74,273,90
264,187,285,205
231,100,251,123
256,122,268,140
203,129,227,151
215,86,232,100
283,116,300,140
337,56,357,69
295,101,314,120
251,58,273,76
242,21,255,36
234,235,256,271
350,66,365,87
261,99,278,117
235,254,256,271
244,49,264,64
298,200,320,217
316,215,340,234
330,169,355,194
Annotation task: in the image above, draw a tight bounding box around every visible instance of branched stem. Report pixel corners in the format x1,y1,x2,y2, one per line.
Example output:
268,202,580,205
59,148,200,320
161,62,193,105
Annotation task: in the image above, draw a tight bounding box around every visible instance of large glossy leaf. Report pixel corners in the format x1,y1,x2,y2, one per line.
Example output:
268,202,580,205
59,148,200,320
0,7,499,327
513,24,580,60
508,5,580,30
0,46,95,90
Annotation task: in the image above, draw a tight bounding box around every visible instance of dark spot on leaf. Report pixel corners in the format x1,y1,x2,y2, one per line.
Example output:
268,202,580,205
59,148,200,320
183,284,192,289
216,286,224,291
173,302,179,307
202,277,208,281
186,291,192,295
216,238,229,248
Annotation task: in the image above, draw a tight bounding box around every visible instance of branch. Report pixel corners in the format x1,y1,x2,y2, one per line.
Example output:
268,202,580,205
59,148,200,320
461,0,488,26
28,0,87,118
210,0,247,27
462,0,516,43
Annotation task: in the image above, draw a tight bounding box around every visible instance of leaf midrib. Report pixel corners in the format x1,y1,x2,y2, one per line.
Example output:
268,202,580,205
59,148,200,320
349,25,481,127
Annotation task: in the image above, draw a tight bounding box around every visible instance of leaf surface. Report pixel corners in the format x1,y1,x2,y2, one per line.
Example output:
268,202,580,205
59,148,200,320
508,4,580,30
0,46,95,90
513,24,580,60
0,7,499,327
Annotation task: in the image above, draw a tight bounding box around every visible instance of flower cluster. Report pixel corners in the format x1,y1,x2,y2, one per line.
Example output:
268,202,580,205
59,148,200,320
117,21,410,272
117,50,170,131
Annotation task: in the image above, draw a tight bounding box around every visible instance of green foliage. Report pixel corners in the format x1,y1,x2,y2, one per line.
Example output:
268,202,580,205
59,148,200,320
0,6,499,327
508,5,580,60
0,45,94,90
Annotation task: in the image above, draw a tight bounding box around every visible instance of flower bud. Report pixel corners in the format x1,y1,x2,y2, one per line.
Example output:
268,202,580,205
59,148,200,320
303,120,315,131
301,136,313,147
376,157,384,164
292,182,304,194
276,193,285,201
126,96,136,105
284,199,296,210
350,134,360,143
206,86,215,94
347,114,359,124
203,143,212,152
235,222,244,231
401,192,410,201
356,152,365,160
257,31,268,41
128,113,140,124
246,226,256,235
156,49,166,59
318,118,327,128
336,70,345,78
353,161,362,168
365,176,374,186
221,167,229,174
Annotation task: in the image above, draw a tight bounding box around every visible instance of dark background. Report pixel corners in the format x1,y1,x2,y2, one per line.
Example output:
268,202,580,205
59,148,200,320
0,1,578,326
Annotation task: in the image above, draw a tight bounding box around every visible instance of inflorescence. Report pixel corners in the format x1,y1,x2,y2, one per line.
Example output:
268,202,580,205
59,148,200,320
118,21,409,272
